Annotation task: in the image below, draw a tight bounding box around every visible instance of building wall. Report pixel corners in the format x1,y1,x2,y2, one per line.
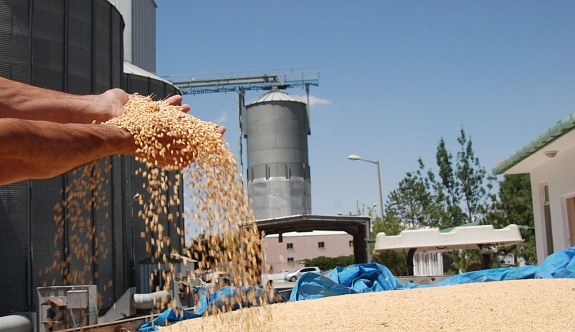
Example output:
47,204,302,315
530,144,575,263
263,231,353,273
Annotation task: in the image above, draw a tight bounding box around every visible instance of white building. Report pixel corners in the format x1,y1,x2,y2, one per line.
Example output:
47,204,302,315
494,113,575,263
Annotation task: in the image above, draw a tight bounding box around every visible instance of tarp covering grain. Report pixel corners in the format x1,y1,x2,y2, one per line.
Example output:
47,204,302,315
289,246,575,301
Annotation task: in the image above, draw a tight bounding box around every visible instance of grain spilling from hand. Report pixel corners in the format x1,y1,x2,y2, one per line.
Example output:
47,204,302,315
109,95,271,325
47,161,111,306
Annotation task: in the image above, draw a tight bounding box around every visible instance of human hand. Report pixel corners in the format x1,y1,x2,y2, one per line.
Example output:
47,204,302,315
164,95,191,113
108,95,226,170
151,121,227,170
97,90,191,122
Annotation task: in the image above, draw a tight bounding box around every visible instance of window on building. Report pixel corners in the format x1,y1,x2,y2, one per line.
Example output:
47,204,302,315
566,196,575,246
318,241,325,249
543,184,554,255
286,243,294,251
349,240,354,247
287,257,294,265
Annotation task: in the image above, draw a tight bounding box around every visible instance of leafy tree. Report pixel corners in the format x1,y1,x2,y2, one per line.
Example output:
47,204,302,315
369,211,408,275
381,128,496,272
386,129,493,230
485,174,536,265
386,166,438,229
456,129,493,223
425,129,494,228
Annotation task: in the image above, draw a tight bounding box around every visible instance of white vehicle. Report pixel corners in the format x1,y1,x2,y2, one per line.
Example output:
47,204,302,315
284,267,321,282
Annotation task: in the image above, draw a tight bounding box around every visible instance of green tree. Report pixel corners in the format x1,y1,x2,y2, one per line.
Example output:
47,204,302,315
370,211,408,275
386,165,438,229
485,174,536,265
425,129,493,228
456,129,493,224
381,128,495,272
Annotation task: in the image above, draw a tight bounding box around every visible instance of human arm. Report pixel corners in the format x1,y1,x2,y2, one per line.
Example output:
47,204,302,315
0,118,136,184
0,76,190,124
0,118,225,185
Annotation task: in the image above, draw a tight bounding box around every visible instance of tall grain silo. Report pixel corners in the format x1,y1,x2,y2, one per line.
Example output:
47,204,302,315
245,90,312,220
0,0,183,319
0,0,125,317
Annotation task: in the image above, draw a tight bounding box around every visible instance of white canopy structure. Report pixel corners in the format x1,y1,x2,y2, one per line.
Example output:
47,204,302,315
374,224,523,275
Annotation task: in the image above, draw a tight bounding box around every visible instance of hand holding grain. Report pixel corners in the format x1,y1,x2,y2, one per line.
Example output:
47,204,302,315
107,95,226,169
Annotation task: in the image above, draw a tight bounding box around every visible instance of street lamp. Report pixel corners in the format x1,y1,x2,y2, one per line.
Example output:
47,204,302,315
347,154,384,221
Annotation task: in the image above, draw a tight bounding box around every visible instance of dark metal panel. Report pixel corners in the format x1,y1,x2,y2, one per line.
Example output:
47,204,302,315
130,160,150,266
111,155,127,297
148,79,166,99
94,158,115,309
121,156,136,288
0,181,30,314
92,0,111,92
63,167,94,289
30,176,66,312
0,0,31,82
30,0,66,89
125,74,150,95
67,0,94,94
110,8,123,88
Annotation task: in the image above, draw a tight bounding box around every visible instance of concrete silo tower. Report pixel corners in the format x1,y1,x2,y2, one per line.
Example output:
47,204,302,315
244,89,312,220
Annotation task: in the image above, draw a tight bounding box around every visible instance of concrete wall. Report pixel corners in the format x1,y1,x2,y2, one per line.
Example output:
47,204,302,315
530,144,575,263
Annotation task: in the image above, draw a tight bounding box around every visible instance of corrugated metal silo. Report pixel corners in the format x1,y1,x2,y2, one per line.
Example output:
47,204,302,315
245,90,312,220
0,0,125,316
0,0,184,318
0,0,185,318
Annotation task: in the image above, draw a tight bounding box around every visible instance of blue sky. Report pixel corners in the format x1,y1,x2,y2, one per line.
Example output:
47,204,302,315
156,1,575,216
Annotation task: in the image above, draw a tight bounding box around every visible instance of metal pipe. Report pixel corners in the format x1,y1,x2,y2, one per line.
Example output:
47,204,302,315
132,291,172,310
0,315,33,332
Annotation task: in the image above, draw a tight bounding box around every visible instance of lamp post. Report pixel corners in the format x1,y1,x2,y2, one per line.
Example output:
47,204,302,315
347,154,384,221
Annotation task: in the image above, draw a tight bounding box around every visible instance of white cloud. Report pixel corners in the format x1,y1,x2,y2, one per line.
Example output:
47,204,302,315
292,95,331,106
214,112,227,124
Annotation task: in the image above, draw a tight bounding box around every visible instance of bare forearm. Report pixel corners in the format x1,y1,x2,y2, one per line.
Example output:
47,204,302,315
0,119,135,184
0,77,127,124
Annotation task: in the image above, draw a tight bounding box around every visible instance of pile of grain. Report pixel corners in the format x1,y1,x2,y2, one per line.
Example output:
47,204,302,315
163,278,575,331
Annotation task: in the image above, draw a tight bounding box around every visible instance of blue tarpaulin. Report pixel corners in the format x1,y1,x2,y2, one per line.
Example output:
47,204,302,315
139,247,575,330
289,246,575,301
138,285,267,332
